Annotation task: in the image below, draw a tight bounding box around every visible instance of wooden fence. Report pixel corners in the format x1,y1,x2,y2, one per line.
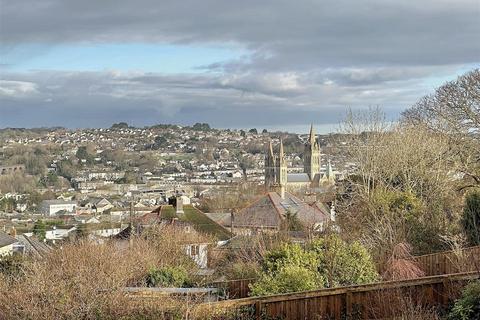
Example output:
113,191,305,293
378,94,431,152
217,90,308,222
196,271,480,320
211,278,254,299
413,245,480,276
211,245,480,300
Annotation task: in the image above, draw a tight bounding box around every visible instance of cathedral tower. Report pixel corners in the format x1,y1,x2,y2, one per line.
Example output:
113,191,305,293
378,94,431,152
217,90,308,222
277,139,287,197
265,139,287,195
265,140,276,189
304,124,321,179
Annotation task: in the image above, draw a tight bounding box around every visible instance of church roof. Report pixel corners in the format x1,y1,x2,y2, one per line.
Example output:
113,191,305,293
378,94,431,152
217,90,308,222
287,173,311,183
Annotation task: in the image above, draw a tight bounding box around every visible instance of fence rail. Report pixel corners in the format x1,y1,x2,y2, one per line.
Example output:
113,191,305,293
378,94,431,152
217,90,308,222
413,245,480,276
196,271,480,319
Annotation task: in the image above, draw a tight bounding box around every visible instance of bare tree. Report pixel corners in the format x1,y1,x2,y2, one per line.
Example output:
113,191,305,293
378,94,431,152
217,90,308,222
402,69,480,189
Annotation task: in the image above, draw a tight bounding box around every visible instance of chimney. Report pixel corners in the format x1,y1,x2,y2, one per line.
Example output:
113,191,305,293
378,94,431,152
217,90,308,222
9,226,16,237
230,210,235,234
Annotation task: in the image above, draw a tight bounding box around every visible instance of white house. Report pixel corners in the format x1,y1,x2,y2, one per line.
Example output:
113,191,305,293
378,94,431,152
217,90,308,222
40,200,77,216
45,226,77,242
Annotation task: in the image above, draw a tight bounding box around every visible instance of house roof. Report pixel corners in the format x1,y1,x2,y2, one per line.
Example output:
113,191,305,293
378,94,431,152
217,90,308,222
0,231,18,247
234,191,330,229
15,234,51,257
140,205,232,241
41,200,77,205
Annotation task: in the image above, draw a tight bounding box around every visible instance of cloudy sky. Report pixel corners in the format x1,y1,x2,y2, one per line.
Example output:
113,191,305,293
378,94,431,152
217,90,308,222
1,0,479,132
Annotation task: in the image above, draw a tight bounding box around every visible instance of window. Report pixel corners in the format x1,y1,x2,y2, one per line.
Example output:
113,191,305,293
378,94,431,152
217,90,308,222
191,245,200,256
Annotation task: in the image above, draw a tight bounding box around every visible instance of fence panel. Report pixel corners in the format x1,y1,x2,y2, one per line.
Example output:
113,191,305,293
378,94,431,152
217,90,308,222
198,272,479,320
414,245,480,276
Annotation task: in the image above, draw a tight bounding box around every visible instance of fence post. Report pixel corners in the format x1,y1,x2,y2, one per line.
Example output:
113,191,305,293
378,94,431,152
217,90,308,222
255,301,262,320
346,290,353,318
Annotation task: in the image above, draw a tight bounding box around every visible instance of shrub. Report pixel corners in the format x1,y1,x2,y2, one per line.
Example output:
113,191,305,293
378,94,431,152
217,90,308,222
250,236,378,296
0,225,203,320
250,265,322,296
448,281,480,320
146,266,190,287
310,234,379,288
249,243,323,296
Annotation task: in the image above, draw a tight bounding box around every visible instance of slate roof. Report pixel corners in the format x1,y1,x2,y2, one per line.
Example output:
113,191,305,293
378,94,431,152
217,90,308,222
15,234,51,257
0,231,18,248
139,205,232,241
287,173,311,183
234,191,330,229
204,212,232,227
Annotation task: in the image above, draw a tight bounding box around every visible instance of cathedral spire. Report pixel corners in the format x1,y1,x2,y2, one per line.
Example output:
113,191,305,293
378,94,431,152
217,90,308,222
279,138,284,158
309,124,316,145
268,139,274,157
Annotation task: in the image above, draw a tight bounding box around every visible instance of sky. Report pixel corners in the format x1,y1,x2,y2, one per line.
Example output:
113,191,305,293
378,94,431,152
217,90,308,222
0,0,479,133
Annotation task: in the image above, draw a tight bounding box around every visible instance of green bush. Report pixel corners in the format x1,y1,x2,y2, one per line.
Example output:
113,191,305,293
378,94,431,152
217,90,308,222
146,266,190,287
262,243,319,274
250,265,322,296
249,236,378,296
310,234,379,288
448,281,480,320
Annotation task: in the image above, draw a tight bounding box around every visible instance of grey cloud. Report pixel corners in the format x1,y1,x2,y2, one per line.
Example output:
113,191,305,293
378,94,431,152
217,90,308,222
2,0,479,69
1,0,479,129
0,69,427,129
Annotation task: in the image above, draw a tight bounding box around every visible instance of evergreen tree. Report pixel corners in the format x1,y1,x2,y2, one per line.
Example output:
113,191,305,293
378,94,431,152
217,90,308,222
33,220,46,240
462,190,480,246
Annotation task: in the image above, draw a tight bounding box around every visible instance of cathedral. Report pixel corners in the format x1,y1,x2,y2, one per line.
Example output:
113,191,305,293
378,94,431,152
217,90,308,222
265,125,334,194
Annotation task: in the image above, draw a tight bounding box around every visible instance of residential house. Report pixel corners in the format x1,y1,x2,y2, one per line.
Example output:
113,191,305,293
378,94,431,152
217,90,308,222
40,200,77,216
232,191,330,235
0,231,21,256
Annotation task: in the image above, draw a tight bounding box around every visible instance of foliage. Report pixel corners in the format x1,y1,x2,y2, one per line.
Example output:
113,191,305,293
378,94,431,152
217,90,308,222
281,209,305,231
462,190,480,246
191,123,211,131
250,243,323,296
146,266,190,287
310,234,378,288
250,236,378,296
0,197,16,212
339,105,465,259
0,226,200,320
448,281,480,320
0,254,25,279
56,159,77,181
110,122,130,129
402,69,479,190
76,146,95,164
381,243,425,281
223,261,260,280
250,265,321,296
262,243,319,274
32,220,46,240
